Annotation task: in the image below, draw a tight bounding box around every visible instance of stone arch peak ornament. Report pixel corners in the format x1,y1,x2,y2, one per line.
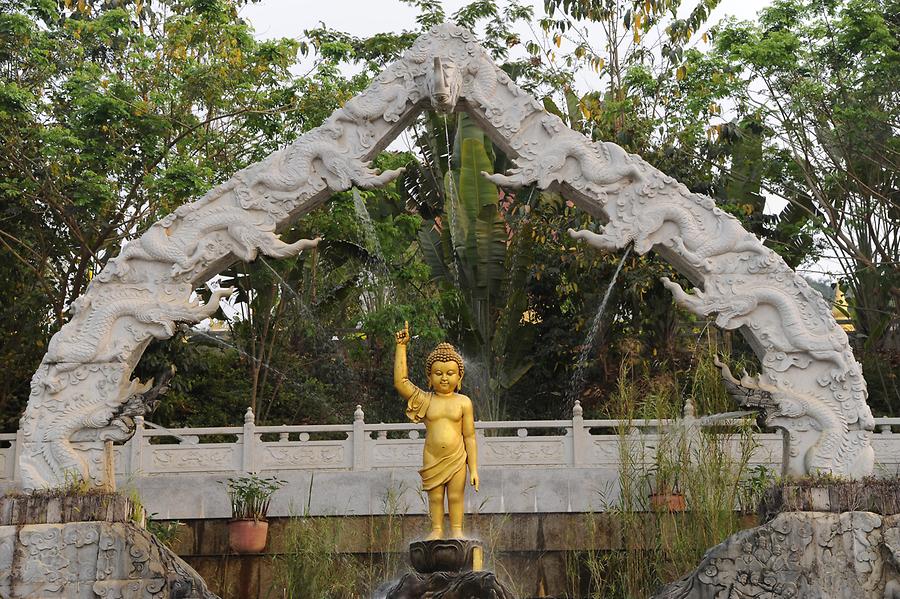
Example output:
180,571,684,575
18,23,873,490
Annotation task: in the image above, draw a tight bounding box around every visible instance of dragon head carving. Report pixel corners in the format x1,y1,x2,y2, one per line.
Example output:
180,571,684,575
715,356,802,419
427,57,462,114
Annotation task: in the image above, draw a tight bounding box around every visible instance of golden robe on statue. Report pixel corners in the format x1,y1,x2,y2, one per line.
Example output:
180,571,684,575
405,388,467,492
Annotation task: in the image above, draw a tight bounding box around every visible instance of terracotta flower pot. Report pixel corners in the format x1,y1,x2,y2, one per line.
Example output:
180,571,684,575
649,492,686,513
228,519,269,553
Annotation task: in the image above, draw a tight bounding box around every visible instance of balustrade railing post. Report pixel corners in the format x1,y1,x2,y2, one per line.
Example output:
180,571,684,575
352,405,368,471
242,407,256,473
129,416,144,476
682,396,700,464
572,400,587,466
12,428,24,482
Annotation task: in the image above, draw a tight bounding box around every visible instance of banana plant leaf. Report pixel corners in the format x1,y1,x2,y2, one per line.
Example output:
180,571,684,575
412,113,536,416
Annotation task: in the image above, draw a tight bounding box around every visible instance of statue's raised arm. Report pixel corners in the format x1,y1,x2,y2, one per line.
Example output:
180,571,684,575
394,322,423,408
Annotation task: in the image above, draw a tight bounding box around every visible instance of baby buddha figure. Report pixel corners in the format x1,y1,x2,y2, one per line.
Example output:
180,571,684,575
394,322,479,540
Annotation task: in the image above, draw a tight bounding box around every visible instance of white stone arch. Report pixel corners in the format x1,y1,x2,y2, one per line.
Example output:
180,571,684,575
18,24,874,490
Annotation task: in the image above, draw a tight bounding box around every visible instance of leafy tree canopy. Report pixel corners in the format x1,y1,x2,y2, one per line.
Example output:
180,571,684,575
1,0,896,431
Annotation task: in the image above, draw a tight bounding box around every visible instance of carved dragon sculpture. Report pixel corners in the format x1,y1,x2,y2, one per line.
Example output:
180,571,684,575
17,23,873,489
101,128,400,284
105,209,320,280
570,204,768,272
334,83,411,148
662,278,849,370
484,116,643,194
715,357,873,475
45,287,234,371
20,289,232,486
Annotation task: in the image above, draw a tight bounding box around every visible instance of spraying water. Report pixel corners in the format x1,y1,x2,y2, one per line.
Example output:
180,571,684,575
441,114,462,291
352,188,395,311
457,350,498,421
352,189,391,278
567,244,633,412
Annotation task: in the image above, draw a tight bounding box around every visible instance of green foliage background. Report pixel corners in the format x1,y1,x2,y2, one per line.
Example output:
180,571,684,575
0,0,896,434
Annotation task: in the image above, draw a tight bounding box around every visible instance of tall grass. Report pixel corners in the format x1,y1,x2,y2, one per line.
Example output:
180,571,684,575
273,515,355,599
569,342,763,598
272,484,408,599
359,485,407,593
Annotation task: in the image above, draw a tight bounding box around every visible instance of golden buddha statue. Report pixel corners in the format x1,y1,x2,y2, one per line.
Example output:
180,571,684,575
394,322,479,540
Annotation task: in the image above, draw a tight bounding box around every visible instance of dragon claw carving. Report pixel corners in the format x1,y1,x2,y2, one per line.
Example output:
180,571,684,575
352,165,405,189
482,169,531,189
568,227,626,251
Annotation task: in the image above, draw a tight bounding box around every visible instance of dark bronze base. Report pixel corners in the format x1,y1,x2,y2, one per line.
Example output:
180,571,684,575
382,570,515,599
381,539,516,599
409,538,483,574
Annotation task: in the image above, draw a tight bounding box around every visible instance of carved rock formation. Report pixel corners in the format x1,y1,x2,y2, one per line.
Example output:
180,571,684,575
18,22,873,488
0,521,217,598
0,492,217,599
654,511,900,599
382,539,516,599
383,571,516,599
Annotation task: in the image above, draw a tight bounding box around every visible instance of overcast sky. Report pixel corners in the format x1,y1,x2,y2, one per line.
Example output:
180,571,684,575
241,0,772,98
241,0,769,44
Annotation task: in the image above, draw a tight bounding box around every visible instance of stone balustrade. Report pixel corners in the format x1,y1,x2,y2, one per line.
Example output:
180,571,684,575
5,406,900,479
0,402,774,479
2,404,899,519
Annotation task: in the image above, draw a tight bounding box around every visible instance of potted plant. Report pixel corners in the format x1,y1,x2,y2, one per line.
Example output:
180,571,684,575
222,474,285,553
647,463,686,513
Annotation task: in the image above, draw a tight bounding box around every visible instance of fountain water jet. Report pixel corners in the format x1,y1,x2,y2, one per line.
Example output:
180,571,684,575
566,243,633,412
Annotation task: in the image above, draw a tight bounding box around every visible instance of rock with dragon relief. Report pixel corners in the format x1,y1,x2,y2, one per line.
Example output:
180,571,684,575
654,512,900,599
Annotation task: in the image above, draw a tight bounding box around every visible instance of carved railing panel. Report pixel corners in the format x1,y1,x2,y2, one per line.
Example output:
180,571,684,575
258,442,349,470
148,444,239,473
370,442,423,468
480,438,568,466
18,24,872,489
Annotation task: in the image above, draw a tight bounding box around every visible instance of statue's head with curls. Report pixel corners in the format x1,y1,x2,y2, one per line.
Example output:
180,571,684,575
425,342,464,393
